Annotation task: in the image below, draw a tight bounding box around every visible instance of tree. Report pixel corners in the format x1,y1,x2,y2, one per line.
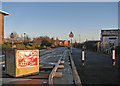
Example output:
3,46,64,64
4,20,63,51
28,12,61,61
41,39,51,47
55,37,60,46
51,37,55,45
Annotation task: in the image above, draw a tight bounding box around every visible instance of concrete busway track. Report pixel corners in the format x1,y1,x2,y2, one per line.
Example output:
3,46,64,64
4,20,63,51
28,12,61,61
1,47,75,85
71,47,120,85
49,49,81,85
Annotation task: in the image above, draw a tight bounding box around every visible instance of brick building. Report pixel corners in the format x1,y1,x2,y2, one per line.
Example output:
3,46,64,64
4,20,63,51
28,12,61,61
0,10,10,44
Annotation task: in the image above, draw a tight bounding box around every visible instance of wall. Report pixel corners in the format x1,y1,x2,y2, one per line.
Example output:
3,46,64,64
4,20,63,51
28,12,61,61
0,13,4,44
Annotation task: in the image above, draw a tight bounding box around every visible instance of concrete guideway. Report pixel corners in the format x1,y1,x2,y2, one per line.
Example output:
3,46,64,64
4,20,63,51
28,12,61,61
49,48,81,85
1,47,81,85
72,48,120,85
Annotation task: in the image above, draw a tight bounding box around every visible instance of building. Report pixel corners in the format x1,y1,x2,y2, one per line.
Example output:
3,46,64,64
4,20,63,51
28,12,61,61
0,10,10,44
59,40,70,47
118,29,120,46
84,40,101,52
100,29,119,50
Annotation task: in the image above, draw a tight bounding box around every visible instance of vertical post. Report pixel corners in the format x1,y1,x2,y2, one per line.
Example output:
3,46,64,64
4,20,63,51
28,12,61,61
82,46,85,66
24,33,26,42
10,33,14,49
24,33,26,48
79,34,80,48
79,34,80,44
97,42,100,52
112,43,115,66
69,31,74,54
11,38,13,49
71,38,72,54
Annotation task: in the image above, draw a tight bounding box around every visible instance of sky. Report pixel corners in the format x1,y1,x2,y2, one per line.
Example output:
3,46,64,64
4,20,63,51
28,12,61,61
2,0,120,2
2,2,118,42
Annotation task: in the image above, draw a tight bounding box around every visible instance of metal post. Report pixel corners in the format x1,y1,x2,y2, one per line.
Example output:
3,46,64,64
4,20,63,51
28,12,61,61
79,34,80,44
24,33,26,48
79,34,80,48
24,33,26,42
10,33,14,49
82,46,85,66
11,38,13,49
112,44,115,66
71,38,72,54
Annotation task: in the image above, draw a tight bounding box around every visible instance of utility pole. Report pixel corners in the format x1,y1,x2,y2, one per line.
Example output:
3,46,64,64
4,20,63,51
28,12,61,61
79,34,80,43
79,34,80,48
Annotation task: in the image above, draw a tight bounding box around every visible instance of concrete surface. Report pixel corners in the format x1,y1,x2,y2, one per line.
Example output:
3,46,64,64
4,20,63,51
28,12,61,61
72,48,120,85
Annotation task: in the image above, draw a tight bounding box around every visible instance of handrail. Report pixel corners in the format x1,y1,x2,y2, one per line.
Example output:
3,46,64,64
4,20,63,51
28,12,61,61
48,51,65,85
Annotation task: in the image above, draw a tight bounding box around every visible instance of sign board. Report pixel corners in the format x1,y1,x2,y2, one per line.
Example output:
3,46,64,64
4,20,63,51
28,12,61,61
5,49,39,77
16,50,39,68
101,30,118,36
69,31,74,38
10,33,14,38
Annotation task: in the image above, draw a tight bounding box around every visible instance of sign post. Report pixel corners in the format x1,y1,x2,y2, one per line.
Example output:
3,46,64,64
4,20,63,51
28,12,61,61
24,33,27,48
10,33,14,49
112,43,116,66
82,46,85,66
69,31,74,54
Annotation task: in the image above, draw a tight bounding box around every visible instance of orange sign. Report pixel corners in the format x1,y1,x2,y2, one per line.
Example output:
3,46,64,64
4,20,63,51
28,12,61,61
16,50,39,68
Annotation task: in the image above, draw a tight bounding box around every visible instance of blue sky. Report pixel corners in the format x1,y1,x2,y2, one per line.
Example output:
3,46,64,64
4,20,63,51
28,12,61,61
2,2,118,42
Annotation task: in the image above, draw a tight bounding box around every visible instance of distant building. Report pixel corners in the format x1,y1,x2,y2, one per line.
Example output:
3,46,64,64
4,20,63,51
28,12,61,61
100,29,119,49
59,40,70,47
4,38,11,43
0,10,10,44
84,40,101,52
54,37,60,46
118,29,120,46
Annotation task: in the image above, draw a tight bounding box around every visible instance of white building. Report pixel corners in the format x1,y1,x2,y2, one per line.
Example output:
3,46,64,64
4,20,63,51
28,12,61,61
101,29,119,50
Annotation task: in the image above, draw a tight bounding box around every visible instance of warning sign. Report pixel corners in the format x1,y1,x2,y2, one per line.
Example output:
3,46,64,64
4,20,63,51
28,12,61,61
16,50,39,68
69,31,74,38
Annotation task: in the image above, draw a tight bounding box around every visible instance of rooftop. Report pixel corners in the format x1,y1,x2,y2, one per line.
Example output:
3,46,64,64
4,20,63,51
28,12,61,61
0,10,10,16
